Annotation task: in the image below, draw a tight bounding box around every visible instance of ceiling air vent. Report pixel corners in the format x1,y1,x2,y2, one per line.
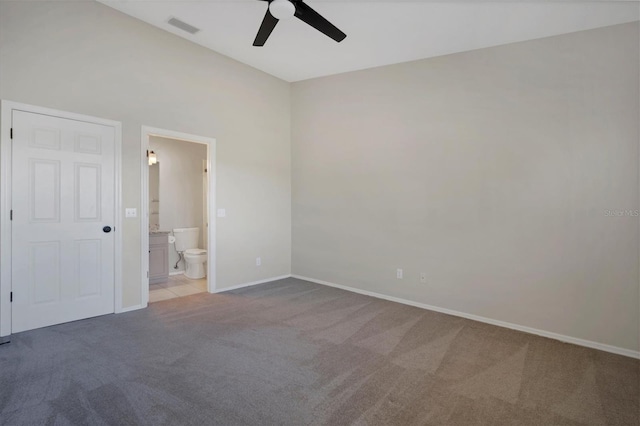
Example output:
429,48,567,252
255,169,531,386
167,17,200,35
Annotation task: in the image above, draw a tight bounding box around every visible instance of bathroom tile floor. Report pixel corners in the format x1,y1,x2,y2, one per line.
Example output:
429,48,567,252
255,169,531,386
149,274,207,303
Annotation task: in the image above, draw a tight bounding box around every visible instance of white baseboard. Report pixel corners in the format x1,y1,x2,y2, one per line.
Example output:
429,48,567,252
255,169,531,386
169,271,184,276
291,274,640,359
213,275,292,293
117,303,146,314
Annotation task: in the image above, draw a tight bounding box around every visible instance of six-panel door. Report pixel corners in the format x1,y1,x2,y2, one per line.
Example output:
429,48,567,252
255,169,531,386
11,110,115,333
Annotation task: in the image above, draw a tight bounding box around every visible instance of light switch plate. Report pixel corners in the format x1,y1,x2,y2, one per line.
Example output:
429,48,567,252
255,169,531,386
217,209,226,218
125,208,137,218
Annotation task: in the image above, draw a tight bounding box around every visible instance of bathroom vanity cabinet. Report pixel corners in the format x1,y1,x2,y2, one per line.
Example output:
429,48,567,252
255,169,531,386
149,232,169,284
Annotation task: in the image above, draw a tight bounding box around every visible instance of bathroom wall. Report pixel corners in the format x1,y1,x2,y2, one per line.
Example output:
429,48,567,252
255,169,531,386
150,136,207,273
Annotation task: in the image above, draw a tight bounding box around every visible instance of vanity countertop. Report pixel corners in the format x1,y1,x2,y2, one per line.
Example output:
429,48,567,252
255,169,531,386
149,231,170,235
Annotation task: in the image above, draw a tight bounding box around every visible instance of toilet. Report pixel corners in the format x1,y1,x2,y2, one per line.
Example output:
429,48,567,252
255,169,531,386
173,227,207,279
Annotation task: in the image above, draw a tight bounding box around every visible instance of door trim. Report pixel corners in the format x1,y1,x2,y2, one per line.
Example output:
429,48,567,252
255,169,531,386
140,126,216,306
0,100,123,337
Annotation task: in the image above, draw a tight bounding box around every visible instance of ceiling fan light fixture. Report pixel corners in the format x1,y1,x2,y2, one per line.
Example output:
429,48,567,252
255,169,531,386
269,0,295,20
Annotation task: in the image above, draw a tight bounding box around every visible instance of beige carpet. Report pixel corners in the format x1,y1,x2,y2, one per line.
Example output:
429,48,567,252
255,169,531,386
1,277,638,425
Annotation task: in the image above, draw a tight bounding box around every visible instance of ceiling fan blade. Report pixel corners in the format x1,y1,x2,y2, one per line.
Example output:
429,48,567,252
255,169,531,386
294,1,346,43
253,8,279,46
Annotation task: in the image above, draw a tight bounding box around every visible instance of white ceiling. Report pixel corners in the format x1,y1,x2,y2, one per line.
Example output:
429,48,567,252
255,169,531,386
99,0,639,82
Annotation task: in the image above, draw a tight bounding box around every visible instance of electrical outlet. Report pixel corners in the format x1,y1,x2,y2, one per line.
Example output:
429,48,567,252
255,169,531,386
397,268,403,279
420,272,427,283
256,257,261,266
125,208,137,218
217,209,226,218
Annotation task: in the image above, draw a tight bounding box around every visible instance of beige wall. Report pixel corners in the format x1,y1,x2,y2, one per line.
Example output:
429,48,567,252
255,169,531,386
0,1,292,307
291,23,640,351
150,136,207,272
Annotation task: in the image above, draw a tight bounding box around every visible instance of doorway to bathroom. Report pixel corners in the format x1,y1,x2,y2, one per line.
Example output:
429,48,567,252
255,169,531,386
141,127,216,306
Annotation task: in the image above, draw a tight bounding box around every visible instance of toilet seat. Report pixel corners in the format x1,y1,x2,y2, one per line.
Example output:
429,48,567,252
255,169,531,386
185,248,206,255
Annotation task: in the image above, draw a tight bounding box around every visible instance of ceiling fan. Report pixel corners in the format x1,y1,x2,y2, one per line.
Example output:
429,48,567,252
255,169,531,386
253,0,347,46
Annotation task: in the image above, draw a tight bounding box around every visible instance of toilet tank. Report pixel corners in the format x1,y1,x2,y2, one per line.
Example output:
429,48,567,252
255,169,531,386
173,227,199,252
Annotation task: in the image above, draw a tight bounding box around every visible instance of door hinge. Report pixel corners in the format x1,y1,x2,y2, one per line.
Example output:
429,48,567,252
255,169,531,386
9,210,12,221
146,150,150,157
10,292,13,302
147,271,149,278
10,128,13,139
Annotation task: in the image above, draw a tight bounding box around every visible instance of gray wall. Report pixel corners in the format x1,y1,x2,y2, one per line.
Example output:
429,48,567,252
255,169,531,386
150,136,207,272
0,1,292,307
291,23,640,351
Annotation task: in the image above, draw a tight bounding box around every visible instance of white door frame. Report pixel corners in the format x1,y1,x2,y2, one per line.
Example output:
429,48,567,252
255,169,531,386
140,126,216,305
0,100,123,337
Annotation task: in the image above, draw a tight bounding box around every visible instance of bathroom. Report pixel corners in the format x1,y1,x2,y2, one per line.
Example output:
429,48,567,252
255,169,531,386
148,135,209,302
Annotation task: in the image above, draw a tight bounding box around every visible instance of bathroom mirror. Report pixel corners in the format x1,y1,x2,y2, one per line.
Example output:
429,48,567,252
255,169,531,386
149,162,160,231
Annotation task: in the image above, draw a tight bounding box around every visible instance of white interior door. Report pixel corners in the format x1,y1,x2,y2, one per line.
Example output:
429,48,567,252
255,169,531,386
202,159,208,248
11,110,115,333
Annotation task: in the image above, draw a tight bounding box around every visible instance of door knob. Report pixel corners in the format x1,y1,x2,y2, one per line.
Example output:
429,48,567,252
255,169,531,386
103,226,112,233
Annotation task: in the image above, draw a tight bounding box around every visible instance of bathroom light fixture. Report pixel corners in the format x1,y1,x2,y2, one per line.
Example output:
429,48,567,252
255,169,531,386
148,151,157,166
